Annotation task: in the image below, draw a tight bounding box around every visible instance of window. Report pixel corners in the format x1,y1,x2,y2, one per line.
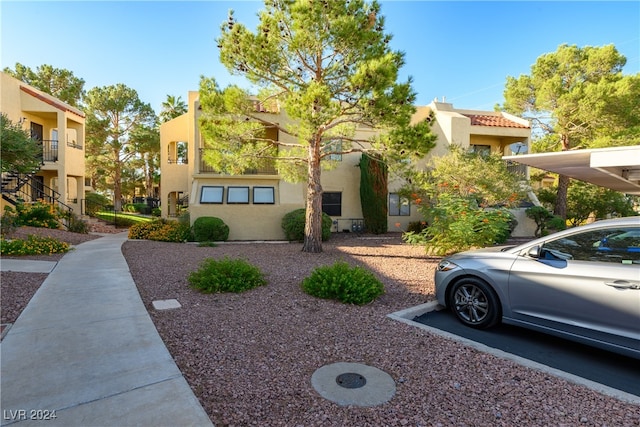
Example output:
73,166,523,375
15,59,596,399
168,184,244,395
200,186,223,204
389,193,410,216
322,192,342,216
227,186,249,204
541,227,640,264
470,144,491,156
253,187,275,204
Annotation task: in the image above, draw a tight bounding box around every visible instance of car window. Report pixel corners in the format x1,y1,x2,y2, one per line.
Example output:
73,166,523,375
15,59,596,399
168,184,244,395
541,226,640,264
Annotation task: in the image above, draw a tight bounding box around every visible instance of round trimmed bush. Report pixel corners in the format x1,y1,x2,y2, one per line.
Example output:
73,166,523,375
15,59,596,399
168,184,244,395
193,216,229,242
189,257,266,293
301,261,384,305
281,208,332,242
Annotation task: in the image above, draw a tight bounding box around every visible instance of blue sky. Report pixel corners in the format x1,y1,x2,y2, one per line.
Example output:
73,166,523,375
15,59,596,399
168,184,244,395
2,1,639,114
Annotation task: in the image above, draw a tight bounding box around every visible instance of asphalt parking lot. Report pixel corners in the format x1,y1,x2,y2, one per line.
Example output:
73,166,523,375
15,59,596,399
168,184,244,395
412,308,640,399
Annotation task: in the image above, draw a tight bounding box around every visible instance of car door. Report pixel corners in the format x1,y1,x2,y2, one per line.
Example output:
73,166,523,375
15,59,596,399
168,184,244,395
507,226,640,346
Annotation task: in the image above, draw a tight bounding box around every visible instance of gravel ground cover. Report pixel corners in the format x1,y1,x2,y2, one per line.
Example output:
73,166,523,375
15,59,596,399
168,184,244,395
2,227,639,425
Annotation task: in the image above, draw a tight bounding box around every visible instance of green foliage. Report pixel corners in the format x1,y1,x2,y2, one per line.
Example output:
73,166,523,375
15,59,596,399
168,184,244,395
189,257,266,293
11,201,61,229
533,182,637,229
401,147,522,254
359,154,388,234
525,206,566,237
3,63,85,107
204,0,436,251
1,206,19,237
281,209,332,242
160,95,188,123
84,192,112,216
406,221,427,234
301,261,384,305
192,216,229,242
151,207,161,217
406,193,515,255
501,44,633,218
84,83,157,211
0,113,42,174
65,213,89,234
128,219,192,242
1,235,70,256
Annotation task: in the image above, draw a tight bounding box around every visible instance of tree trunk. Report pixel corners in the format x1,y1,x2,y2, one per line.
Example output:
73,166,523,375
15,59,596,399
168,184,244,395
554,174,569,219
553,133,571,219
113,164,122,211
302,139,323,253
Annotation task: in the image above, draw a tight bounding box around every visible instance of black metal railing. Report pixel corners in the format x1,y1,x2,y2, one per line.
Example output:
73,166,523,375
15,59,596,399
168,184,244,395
505,160,527,177
198,149,277,175
1,172,73,228
40,140,59,162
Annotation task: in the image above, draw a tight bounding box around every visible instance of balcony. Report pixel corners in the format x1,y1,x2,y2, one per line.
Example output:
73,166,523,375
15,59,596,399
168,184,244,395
198,149,277,175
505,160,527,177
40,140,58,162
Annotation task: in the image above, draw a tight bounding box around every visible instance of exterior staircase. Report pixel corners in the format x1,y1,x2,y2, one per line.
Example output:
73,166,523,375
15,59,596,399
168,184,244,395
1,171,74,229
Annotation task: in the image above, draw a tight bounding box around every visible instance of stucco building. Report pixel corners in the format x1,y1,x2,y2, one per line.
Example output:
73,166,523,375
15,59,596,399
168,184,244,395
160,92,532,240
1,72,87,219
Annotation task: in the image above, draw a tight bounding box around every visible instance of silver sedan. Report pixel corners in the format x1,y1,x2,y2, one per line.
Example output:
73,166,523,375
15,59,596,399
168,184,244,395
435,216,640,359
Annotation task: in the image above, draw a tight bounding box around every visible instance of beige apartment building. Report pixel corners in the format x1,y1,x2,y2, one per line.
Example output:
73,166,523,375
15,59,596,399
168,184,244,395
160,92,532,240
1,72,86,219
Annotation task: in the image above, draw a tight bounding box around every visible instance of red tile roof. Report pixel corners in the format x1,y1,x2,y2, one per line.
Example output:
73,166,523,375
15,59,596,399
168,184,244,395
464,114,529,128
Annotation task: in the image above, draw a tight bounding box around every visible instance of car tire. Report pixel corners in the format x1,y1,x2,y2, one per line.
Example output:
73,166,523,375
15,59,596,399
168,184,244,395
448,277,501,329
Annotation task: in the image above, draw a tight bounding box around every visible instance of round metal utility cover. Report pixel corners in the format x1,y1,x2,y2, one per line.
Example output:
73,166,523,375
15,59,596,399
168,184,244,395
311,362,396,407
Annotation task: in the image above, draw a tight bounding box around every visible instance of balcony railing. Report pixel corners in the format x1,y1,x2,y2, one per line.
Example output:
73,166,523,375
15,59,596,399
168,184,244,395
505,160,527,177
198,149,277,175
40,140,59,162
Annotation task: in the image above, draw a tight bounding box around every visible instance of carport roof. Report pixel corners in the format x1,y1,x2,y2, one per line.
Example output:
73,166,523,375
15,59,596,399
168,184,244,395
503,145,640,195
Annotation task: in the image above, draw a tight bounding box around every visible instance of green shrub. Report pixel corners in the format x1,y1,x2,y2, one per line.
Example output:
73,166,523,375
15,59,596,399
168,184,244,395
1,235,70,255
301,261,384,305
406,221,427,234
13,201,60,229
193,216,229,242
189,257,266,293
128,219,191,242
281,208,332,242
147,221,192,242
410,193,514,255
66,213,89,234
525,206,566,237
1,206,19,237
84,192,111,216
151,207,161,217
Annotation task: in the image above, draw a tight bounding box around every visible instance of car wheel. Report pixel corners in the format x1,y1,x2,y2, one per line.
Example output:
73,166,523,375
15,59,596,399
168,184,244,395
449,278,500,329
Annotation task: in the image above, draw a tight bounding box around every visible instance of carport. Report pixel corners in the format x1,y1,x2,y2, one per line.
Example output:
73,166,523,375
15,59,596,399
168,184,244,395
503,145,640,195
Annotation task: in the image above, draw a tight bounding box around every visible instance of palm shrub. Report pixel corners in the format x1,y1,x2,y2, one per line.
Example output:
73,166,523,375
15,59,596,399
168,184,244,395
193,216,229,242
302,261,384,305
189,257,266,293
281,208,332,242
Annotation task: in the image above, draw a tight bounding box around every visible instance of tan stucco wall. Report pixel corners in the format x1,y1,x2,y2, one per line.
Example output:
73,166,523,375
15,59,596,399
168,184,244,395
159,93,531,240
1,72,86,214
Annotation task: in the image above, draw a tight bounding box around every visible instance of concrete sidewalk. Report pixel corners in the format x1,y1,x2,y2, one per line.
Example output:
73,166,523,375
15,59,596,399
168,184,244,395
1,232,213,426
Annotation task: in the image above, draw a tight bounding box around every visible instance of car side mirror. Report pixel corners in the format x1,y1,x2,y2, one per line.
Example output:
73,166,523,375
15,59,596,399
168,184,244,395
527,245,541,258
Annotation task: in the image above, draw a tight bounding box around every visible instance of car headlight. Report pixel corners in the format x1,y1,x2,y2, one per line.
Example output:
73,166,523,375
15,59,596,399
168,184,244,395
437,260,459,272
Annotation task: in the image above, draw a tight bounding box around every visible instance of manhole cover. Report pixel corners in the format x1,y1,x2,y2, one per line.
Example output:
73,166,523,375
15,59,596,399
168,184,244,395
311,362,396,407
336,372,366,389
